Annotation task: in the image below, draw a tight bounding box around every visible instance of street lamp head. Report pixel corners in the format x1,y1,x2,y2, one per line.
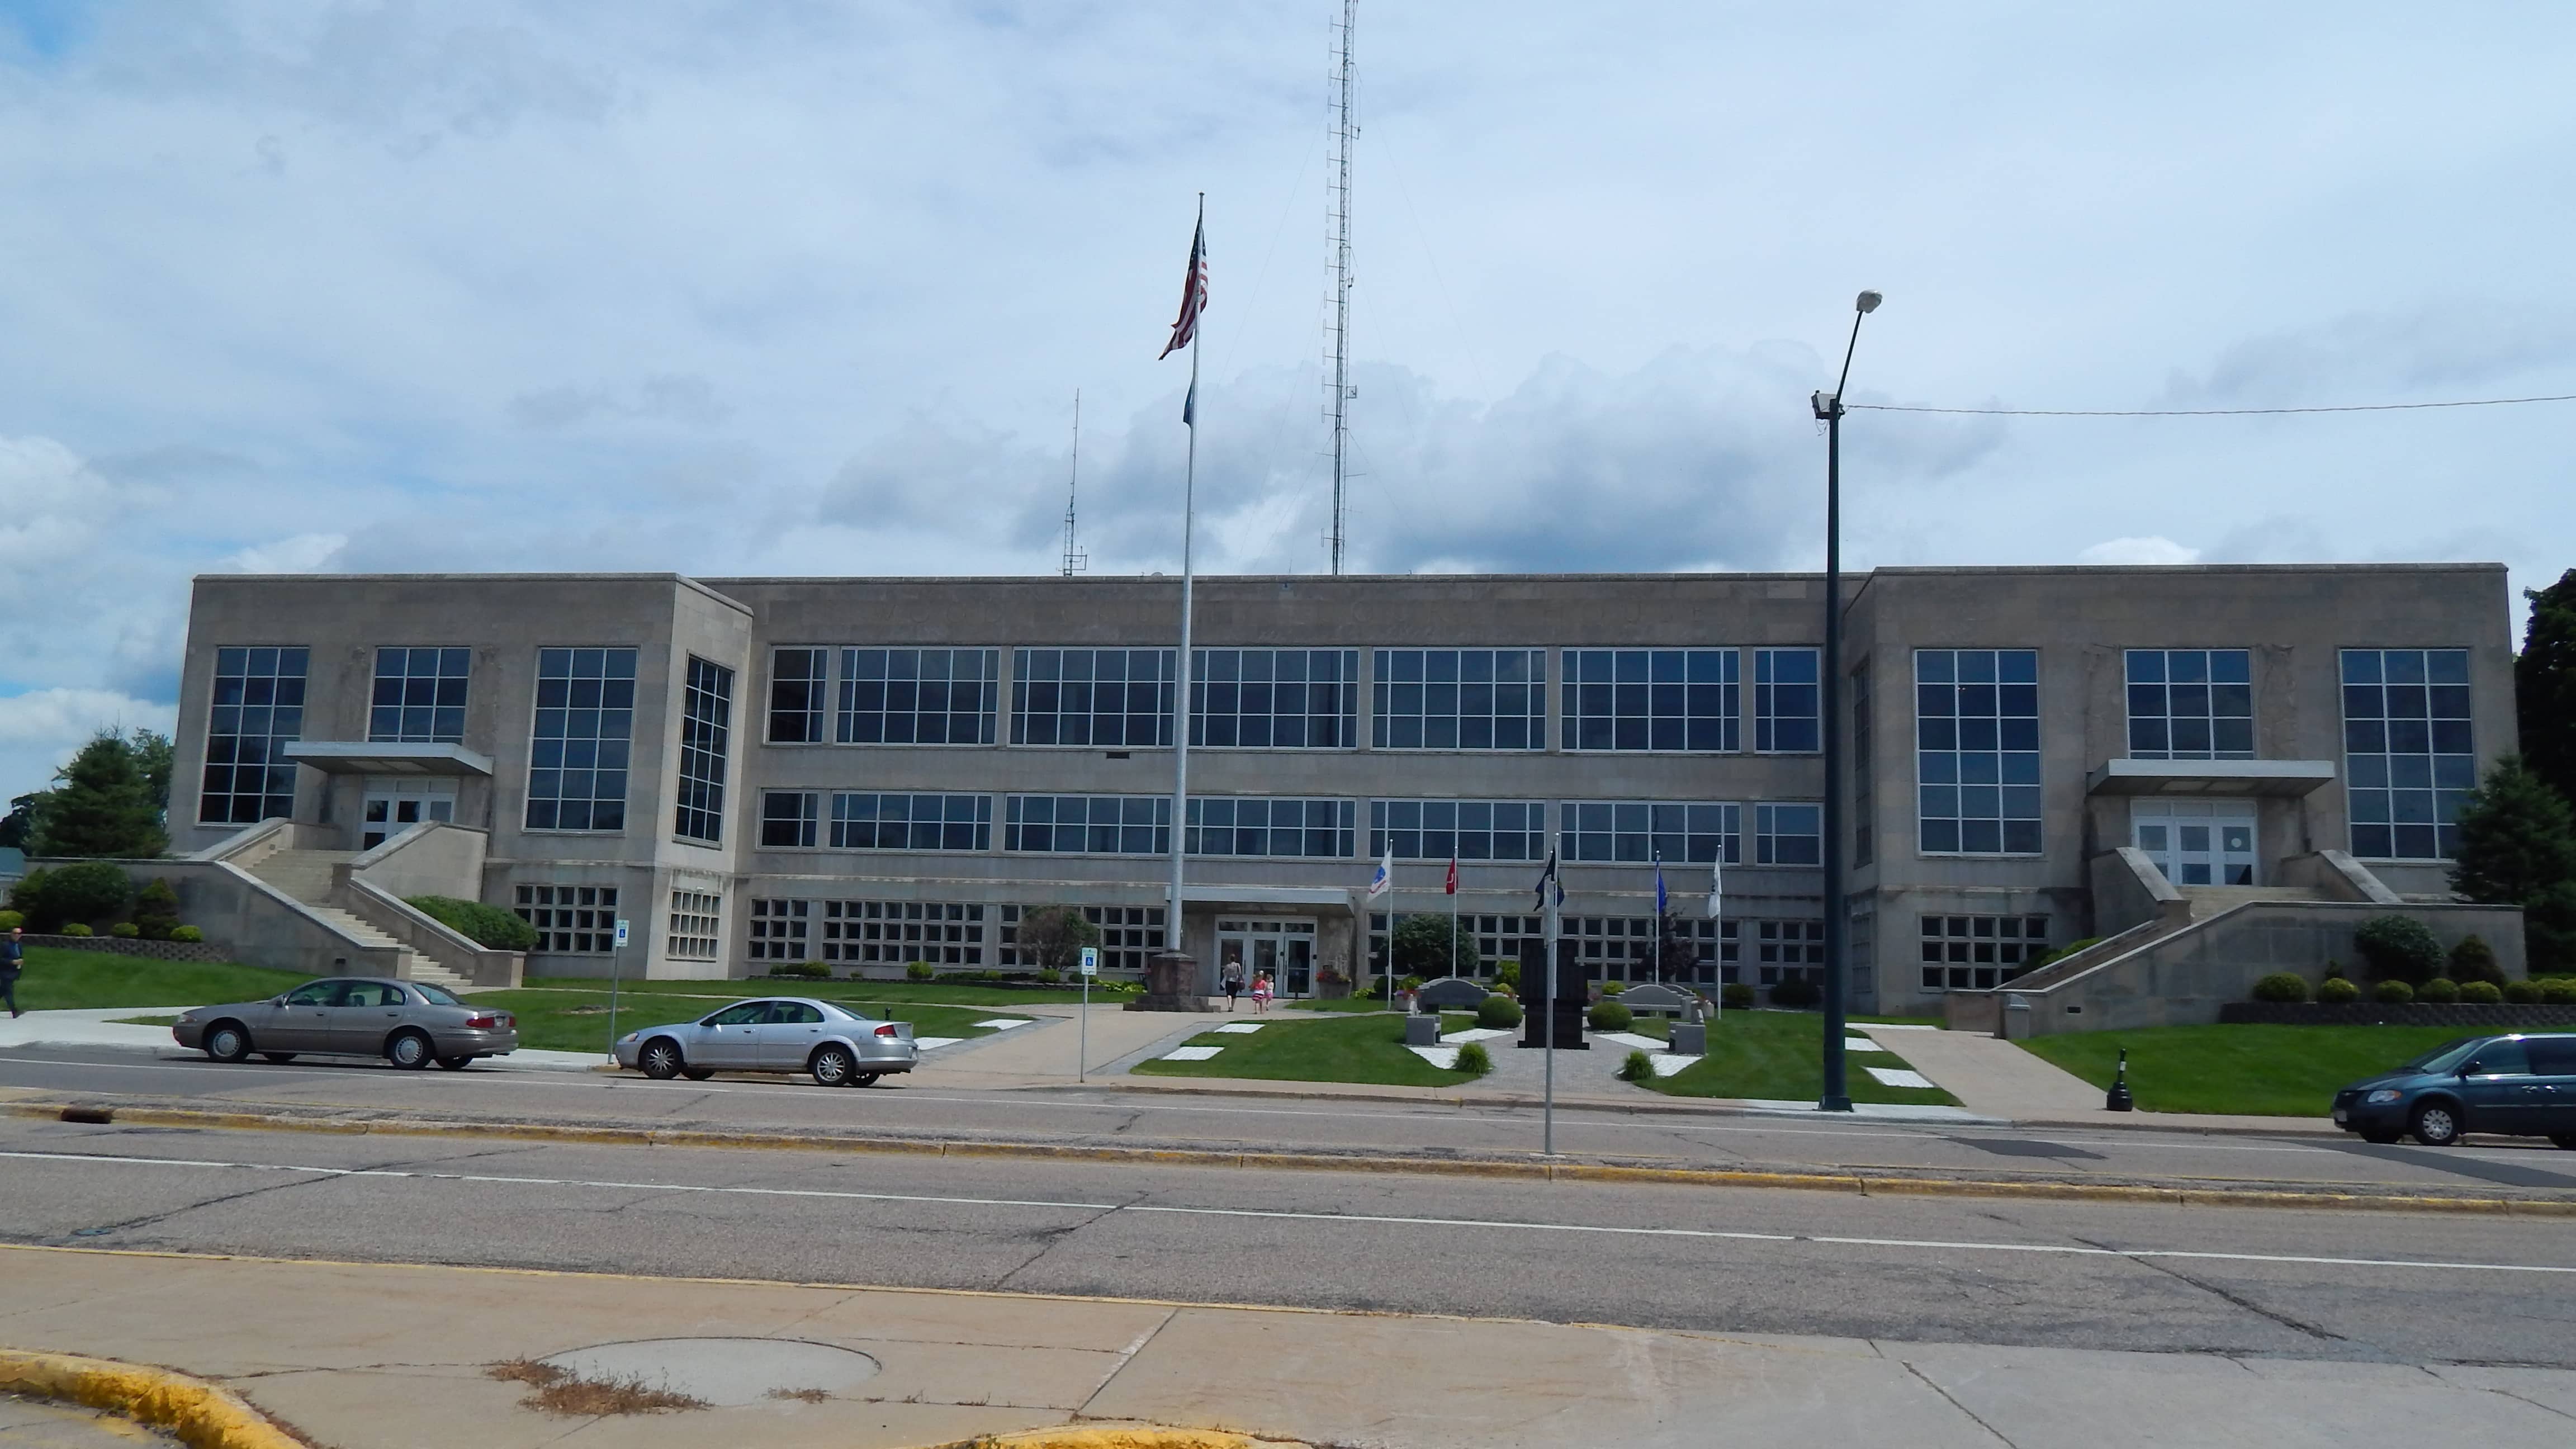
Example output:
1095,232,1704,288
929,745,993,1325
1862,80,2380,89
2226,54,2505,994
1855,290,1883,315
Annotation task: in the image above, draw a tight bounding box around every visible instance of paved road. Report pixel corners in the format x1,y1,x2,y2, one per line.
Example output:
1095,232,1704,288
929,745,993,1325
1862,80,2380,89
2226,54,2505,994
8,1044,2576,1196
4,1114,2573,1368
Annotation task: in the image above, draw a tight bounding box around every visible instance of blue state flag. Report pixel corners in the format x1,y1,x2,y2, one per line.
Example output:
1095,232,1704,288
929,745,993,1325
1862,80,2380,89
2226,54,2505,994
1654,851,1668,916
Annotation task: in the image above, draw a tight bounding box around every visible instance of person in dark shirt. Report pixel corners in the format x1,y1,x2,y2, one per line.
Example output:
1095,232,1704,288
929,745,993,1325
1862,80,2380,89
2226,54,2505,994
0,926,23,1018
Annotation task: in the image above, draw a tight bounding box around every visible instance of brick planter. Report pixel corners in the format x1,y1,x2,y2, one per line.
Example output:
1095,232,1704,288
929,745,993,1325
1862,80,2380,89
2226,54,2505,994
2219,1001,2576,1028
22,933,231,963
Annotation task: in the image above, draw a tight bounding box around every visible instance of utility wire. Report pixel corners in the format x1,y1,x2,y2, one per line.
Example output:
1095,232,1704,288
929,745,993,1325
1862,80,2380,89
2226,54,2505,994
1848,392,2576,418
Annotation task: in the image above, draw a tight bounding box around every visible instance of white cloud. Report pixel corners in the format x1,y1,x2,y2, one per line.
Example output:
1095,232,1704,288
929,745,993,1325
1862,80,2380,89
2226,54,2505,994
0,688,177,805
2078,536,2203,566
222,532,349,574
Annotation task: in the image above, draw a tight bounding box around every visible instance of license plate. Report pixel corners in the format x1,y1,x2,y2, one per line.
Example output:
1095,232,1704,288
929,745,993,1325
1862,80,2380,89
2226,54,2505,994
2332,1107,2348,1123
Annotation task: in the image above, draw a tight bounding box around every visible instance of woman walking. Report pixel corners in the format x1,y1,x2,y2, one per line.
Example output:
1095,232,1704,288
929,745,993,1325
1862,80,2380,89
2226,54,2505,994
1221,959,1244,1011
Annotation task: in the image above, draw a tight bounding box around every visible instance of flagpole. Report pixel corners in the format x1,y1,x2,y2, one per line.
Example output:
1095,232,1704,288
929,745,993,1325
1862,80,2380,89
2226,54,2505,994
1449,857,1460,986
1167,195,1203,966
1542,866,1559,1157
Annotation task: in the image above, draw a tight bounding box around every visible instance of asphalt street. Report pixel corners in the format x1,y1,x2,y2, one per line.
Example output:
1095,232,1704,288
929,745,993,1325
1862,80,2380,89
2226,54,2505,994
8,1044,2576,1196
3,1114,2572,1369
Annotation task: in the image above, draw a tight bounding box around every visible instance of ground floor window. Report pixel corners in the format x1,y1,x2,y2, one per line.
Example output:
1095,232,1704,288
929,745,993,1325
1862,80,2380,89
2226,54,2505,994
996,904,1164,973
746,898,810,960
818,900,986,966
1917,914,2049,992
1754,918,1825,987
667,888,722,960
514,883,619,954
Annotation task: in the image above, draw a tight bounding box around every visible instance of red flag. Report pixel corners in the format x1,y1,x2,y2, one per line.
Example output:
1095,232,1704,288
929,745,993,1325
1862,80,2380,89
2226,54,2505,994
1445,856,1458,895
1158,210,1209,360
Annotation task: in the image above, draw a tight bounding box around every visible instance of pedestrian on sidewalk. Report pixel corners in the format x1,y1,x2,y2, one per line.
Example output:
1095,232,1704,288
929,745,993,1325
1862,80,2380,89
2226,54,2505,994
1221,959,1244,1011
1,926,22,1018
1251,970,1272,1014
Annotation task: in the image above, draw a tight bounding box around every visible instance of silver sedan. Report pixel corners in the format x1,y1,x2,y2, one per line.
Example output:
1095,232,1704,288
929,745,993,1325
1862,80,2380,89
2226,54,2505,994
614,997,918,1087
173,977,518,1070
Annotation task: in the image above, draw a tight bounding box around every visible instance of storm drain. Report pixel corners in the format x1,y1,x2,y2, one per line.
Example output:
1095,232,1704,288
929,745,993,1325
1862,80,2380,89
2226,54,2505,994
536,1337,879,1407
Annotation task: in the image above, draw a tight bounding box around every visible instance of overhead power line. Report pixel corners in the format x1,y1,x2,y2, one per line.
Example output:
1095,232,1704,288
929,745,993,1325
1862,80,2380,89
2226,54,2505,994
1847,392,2576,418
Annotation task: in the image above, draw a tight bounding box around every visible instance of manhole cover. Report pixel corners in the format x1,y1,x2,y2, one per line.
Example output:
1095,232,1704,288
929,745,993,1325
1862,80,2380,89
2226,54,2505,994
538,1338,879,1406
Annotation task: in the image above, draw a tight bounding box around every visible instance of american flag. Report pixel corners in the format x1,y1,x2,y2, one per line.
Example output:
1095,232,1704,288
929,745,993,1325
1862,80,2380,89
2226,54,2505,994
1158,211,1209,359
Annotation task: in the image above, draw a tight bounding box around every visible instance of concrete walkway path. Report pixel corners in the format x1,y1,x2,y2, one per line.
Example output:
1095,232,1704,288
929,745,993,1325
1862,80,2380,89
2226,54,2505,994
7,1244,2571,1448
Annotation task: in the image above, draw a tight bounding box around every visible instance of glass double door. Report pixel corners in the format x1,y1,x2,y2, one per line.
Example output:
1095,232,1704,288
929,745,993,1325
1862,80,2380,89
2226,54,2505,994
1216,918,1317,997
2132,800,2257,886
362,776,456,849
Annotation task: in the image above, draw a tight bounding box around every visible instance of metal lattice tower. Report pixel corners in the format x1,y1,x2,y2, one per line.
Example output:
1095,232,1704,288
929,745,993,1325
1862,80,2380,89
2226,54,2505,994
1060,390,1087,577
1324,0,1357,575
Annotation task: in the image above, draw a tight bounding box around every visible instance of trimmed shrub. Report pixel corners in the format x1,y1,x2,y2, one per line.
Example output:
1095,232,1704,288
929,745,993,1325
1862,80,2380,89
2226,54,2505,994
2317,976,2361,1003
2250,972,2309,1004
1493,959,1521,992
1476,993,1523,1030
2447,935,2506,988
0,910,18,931
2504,979,2542,1003
60,922,93,936
131,878,182,941
1720,983,1755,1011
1452,1041,1494,1076
1617,1048,1656,1083
2417,977,2460,1004
2542,977,2576,1006
766,961,831,980
1588,999,1633,1033
1038,968,1062,984
1600,981,1625,997
2460,979,2503,1005
404,896,539,951
170,925,203,944
11,862,131,932
1769,977,1822,1009
109,922,140,939
2373,979,2414,1005
1398,974,1426,994
906,961,935,981
2354,915,2444,985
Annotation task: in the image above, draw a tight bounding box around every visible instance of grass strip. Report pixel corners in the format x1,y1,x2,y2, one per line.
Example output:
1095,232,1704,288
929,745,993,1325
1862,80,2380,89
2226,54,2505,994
6,950,307,1011
2019,1022,2468,1116
1132,1012,1479,1087
1647,1010,1959,1106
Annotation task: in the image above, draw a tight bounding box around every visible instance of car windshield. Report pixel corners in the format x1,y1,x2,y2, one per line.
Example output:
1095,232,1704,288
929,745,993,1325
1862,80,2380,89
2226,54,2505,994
2398,1038,2486,1073
817,1001,874,1022
412,983,463,1006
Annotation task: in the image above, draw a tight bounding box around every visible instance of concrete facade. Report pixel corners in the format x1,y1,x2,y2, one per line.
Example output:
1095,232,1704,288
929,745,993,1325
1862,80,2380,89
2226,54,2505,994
170,564,2517,1011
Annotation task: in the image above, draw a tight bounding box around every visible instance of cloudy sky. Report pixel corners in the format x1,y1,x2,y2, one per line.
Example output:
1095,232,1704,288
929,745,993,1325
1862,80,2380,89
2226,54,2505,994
3,2,2573,802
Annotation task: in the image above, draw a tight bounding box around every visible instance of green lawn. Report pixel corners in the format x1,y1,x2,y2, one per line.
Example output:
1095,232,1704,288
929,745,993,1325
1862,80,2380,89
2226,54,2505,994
2019,1024,2470,1117
1283,996,1397,1013
5,950,308,1011
500,976,1114,1010
1646,1011,1960,1106
471,988,1020,1055
1131,1012,1481,1087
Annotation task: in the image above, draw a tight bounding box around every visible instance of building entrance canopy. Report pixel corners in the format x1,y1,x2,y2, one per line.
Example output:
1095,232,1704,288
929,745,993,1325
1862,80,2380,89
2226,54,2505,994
2085,759,2334,798
281,741,495,777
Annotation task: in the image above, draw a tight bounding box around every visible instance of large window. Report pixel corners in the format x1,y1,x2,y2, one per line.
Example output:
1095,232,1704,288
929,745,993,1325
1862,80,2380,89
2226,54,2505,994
998,905,1163,973
1561,648,1737,752
1372,648,1545,750
1005,795,1172,854
746,898,809,962
1564,916,1658,983
817,900,986,967
1754,648,1819,753
513,884,618,955
200,645,308,824
767,648,828,744
1919,913,2051,993
840,647,999,745
760,790,818,848
2342,647,2474,860
1368,800,1548,863
667,887,721,960
831,792,993,851
1560,801,1740,864
1187,797,1355,858
1915,648,2040,855
369,647,470,744
1754,919,1824,987
1755,803,1822,866
675,656,733,844
526,647,636,832
2125,649,2252,759
1192,648,1360,748
1012,648,1175,747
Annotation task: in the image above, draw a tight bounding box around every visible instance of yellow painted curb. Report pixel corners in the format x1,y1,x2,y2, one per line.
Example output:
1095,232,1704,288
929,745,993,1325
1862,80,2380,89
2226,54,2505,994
13,1100,2575,1218
0,1348,304,1449
930,1427,1265,1449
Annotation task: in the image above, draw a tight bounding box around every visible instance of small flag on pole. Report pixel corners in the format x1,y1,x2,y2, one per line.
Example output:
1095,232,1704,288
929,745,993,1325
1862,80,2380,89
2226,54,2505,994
1366,843,1393,899
1445,855,1459,896
1707,850,1725,920
1533,850,1562,911
1159,212,1210,363
1654,851,1668,917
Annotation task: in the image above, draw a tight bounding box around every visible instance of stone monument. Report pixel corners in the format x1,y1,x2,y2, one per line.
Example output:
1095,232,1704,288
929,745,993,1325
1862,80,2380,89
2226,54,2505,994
1126,949,1218,1012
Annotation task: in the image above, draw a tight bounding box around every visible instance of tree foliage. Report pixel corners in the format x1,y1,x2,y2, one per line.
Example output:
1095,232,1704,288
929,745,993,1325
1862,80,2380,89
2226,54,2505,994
7,862,132,931
1391,912,1481,979
2450,754,2576,974
2352,915,2444,985
1014,905,1102,971
25,730,170,859
2520,569,2576,810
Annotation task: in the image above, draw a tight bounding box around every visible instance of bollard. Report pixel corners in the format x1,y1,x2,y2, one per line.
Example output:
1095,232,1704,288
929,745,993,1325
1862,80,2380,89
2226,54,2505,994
2106,1046,2134,1112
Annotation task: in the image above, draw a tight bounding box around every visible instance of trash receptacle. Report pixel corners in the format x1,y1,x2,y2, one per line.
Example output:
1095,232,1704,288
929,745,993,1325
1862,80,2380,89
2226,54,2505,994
2000,993,2032,1041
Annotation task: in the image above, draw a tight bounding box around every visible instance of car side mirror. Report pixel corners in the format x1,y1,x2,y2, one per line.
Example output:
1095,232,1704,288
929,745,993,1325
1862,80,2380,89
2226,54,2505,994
2459,1061,2480,1078
270,996,286,1006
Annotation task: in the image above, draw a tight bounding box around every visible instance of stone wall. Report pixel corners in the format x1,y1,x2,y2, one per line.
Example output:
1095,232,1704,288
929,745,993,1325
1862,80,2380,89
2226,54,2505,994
21,934,230,962
2219,1001,2576,1028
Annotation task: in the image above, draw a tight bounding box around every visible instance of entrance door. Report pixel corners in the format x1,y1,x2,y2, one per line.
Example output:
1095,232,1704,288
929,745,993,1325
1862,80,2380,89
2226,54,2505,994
2132,801,2257,886
1215,919,1319,998
362,777,457,849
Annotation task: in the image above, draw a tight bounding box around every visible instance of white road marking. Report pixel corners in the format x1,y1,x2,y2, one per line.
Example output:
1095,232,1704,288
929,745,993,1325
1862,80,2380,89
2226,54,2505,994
6,1147,2572,1277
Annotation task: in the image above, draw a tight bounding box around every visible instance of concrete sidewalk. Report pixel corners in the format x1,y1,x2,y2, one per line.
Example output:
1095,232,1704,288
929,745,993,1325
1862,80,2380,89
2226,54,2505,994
0,1009,603,1074
6,1245,2572,1448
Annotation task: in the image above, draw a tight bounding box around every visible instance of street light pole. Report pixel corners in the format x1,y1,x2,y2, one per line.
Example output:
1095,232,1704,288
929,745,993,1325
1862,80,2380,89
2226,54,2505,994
1812,288,1880,1114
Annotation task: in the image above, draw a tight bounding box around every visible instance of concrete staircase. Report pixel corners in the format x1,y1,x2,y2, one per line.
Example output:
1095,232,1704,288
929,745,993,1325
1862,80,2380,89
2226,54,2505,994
2180,884,2323,918
247,849,472,992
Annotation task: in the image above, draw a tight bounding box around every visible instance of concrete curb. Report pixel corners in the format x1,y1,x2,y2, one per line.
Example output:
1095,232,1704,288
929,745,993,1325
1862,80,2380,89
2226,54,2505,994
13,1099,2570,1218
930,1428,1264,1449
0,1347,305,1449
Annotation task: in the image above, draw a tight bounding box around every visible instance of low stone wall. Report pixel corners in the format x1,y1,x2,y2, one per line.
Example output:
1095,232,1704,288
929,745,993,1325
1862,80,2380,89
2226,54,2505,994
22,934,231,963
2219,1001,2576,1028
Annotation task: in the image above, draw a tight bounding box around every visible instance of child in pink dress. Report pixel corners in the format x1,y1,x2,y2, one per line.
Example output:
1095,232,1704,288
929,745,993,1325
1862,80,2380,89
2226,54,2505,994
1251,972,1273,1013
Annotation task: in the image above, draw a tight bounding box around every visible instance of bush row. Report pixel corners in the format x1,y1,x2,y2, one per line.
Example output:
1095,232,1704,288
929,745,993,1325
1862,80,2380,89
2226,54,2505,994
2255,968,2574,1006
4,866,198,941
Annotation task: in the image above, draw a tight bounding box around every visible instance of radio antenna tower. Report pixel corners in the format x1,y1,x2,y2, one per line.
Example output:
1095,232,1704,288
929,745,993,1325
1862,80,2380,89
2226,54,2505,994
1060,390,1088,577
1324,0,1357,574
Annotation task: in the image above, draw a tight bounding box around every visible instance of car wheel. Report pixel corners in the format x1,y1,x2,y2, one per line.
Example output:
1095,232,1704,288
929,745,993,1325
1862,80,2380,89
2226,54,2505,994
638,1038,685,1081
809,1044,857,1087
681,1067,716,1081
852,1072,881,1088
386,1030,434,1071
203,1022,253,1063
261,1053,298,1064
436,1055,473,1071
2360,1131,2403,1145
2410,1101,2462,1147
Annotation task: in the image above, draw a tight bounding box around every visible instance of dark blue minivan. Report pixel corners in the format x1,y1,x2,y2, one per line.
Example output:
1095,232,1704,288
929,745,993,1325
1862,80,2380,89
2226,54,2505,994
2332,1033,2576,1147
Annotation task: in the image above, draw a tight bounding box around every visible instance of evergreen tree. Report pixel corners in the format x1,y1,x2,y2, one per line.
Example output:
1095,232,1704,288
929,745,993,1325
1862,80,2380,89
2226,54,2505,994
1391,913,1482,978
127,728,174,820
2521,569,2576,809
2450,755,2576,974
26,731,168,859
0,793,34,849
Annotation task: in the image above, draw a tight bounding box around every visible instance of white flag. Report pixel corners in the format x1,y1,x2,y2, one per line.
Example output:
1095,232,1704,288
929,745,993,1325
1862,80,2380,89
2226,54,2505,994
1707,851,1724,920
1366,844,1393,899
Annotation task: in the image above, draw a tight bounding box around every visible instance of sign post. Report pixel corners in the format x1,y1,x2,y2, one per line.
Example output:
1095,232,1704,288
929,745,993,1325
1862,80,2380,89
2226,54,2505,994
1077,945,1100,1082
607,917,631,1063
